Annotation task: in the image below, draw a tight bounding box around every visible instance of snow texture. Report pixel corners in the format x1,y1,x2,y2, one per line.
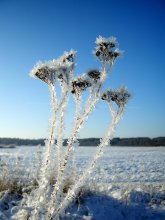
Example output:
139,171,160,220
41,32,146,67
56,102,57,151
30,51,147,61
0,146,165,220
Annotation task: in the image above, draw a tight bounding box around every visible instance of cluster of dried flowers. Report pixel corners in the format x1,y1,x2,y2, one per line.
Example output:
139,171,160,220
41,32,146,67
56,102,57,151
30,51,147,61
102,87,131,107
95,36,122,66
30,50,76,86
14,36,131,220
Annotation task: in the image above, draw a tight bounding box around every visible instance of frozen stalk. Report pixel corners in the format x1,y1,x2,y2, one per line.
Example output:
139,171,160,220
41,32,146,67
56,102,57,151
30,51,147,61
46,77,91,219
29,51,76,219
61,68,106,173
52,87,131,219
45,69,107,219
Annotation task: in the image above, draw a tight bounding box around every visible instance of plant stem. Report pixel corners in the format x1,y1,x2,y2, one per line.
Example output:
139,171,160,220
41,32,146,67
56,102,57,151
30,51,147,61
45,69,107,219
45,94,82,219
31,85,69,220
52,105,125,219
30,84,57,220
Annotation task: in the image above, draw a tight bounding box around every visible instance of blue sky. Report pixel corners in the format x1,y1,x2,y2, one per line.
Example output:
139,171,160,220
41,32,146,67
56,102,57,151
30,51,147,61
0,0,165,139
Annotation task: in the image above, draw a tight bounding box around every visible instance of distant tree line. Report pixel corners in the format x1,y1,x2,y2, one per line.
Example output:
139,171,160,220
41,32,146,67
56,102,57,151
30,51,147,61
110,137,165,146
0,137,165,147
0,138,45,146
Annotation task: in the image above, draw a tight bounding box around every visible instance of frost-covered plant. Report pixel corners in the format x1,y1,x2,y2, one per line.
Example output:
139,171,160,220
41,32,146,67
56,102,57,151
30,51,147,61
25,36,130,219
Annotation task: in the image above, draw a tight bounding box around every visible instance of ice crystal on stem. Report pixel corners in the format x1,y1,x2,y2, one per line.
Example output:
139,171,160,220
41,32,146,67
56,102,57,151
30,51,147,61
25,36,130,220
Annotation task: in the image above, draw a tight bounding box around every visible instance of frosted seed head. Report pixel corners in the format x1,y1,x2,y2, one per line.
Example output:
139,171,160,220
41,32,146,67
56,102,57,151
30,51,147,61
87,69,101,82
101,87,131,107
101,90,116,102
52,50,76,86
71,77,92,95
63,53,74,63
115,86,131,106
29,61,55,85
56,65,70,85
96,36,117,48
35,67,52,83
113,49,121,58
94,36,122,66
60,49,77,63
29,50,76,86
101,93,108,101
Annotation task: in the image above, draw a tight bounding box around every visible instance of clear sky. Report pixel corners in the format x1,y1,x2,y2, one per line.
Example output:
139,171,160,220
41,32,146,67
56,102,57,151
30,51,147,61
0,0,165,139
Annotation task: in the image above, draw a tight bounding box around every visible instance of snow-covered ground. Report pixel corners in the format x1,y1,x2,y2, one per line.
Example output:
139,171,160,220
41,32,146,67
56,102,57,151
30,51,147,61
0,146,165,219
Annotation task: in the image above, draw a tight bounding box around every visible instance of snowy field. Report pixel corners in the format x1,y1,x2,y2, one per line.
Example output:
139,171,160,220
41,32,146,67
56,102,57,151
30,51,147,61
0,146,165,219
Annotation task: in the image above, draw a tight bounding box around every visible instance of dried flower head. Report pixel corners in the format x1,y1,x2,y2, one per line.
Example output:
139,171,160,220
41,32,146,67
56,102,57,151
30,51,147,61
30,50,76,86
102,87,131,107
60,49,76,64
96,36,117,48
53,63,72,85
29,61,55,85
94,36,122,65
87,69,101,82
52,50,76,85
71,77,92,95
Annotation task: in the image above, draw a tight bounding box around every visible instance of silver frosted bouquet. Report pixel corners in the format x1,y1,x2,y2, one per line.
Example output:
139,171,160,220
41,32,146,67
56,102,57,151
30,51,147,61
16,36,131,220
